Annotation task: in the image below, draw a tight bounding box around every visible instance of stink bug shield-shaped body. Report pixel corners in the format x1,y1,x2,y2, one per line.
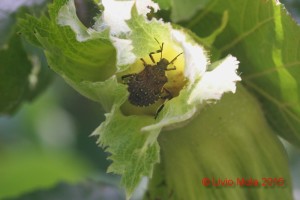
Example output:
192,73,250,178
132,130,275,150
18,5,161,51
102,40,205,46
122,39,183,118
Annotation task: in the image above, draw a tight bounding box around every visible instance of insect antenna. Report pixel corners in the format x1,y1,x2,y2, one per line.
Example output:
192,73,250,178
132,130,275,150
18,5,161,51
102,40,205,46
154,38,164,60
170,52,183,64
160,43,164,59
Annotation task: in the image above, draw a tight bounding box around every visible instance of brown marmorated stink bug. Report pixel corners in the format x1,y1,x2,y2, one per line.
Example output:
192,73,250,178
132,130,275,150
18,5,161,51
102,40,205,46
121,39,183,119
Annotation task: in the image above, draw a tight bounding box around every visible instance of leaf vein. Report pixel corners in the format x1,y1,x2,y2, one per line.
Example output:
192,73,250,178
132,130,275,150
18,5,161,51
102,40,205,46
220,17,274,53
244,61,300,80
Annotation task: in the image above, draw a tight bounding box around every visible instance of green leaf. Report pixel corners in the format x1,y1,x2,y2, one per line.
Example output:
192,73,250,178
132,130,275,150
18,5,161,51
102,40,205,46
0,0,48,47
126,5,171,60
147,85,293,200
177,1,300,147
0,34,53,115
0,34,52,114
0,35,31,114
19,0,116,102
0,11,16,47
170,0,210,22
154,0,171,10
93,109,159,197
0,1,53,115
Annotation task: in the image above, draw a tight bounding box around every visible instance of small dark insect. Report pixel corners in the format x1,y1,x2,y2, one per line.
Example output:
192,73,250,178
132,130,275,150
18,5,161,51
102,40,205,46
122,39,183,119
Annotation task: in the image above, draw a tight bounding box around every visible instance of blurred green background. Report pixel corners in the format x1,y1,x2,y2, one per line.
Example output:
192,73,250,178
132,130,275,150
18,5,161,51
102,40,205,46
0,76,120,199
0,0,300,199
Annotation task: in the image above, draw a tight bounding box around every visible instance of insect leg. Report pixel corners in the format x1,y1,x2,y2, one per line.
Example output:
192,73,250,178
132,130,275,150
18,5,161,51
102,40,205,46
155,104,165,119
140,58,147,66
160,87,173,99
155,88,172,119
165,65,176,71
121,74,136,79
149,48,162,63
121,73,136,83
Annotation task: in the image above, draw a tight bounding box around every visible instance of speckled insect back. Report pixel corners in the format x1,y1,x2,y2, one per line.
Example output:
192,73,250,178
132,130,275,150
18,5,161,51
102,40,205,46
121,39,184,118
